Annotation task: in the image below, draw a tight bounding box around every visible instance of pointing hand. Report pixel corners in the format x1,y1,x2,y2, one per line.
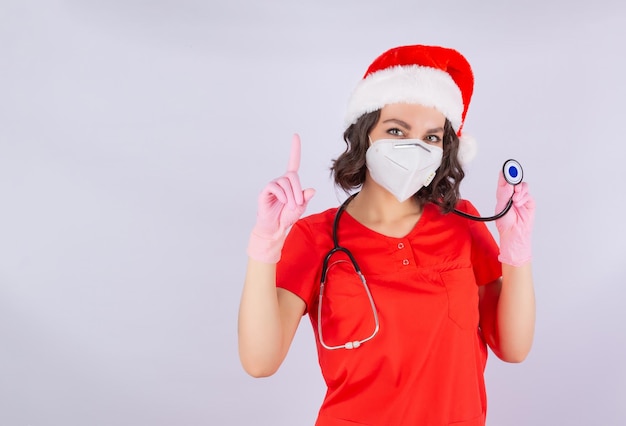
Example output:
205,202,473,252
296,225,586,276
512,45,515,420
247,134,316,263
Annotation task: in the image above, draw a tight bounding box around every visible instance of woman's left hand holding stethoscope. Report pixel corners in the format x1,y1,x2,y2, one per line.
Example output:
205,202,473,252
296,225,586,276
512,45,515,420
452,159,536,267
494,168,536,267
247,134,316,264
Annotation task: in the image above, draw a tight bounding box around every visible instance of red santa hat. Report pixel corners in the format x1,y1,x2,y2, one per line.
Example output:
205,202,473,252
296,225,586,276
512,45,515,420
345,44,477,164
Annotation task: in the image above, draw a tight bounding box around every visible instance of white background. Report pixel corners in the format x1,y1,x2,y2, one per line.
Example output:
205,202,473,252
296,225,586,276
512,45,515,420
1,1,625,425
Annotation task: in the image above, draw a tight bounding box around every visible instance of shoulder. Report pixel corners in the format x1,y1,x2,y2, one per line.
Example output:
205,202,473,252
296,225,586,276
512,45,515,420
449,199,498,242
420,199,486,238
285,207,338,247
296,207,338,231
301,207,337,223
280,207,338,273
423,199,478,222
454,199,479,215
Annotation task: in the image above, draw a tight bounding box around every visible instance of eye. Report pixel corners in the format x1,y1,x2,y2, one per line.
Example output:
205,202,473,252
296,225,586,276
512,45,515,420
387,128,405,137
424,135,442,144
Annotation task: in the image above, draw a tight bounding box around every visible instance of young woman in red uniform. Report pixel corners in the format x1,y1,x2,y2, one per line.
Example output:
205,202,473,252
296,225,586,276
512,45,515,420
238,45,536,425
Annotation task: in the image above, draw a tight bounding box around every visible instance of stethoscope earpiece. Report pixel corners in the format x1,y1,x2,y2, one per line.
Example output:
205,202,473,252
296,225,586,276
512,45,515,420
503,159,523,186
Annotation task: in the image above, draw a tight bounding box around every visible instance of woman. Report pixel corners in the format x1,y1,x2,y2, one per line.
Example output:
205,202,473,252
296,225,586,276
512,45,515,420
238,44,535,425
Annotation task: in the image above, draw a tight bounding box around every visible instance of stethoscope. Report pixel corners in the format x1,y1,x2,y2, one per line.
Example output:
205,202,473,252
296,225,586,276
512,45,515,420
317,159,523,350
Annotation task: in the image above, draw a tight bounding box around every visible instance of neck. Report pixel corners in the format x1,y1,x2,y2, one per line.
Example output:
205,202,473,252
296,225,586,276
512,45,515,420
347,178,422,224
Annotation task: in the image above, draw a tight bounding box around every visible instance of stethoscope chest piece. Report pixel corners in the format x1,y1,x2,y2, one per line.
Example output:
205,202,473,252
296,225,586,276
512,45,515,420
451,159,524,222
503,159,523,186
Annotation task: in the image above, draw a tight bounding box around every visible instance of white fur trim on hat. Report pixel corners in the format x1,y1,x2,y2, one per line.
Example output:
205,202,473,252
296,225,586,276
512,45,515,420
458,134,477,165
345,65,464,130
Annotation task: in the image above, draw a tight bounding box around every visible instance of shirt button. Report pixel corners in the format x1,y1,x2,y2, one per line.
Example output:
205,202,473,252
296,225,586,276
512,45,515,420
402,259,409,266
397,242,405,249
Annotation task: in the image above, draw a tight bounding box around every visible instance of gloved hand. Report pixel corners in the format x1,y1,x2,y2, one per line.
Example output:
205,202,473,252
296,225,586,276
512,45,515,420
495,172,535,267
247,134,316,264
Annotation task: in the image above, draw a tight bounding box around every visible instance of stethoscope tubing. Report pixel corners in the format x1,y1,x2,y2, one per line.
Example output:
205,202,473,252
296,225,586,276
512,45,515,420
318,192,379,350
451,159,522,222
451,195,513,222
318,159,523,350
321,193,360,284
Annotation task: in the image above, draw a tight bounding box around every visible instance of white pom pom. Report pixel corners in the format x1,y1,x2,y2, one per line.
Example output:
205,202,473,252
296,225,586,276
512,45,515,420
458,134,477,165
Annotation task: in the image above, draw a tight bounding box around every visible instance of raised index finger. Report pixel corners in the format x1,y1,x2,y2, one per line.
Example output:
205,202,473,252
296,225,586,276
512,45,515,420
286,133,301,173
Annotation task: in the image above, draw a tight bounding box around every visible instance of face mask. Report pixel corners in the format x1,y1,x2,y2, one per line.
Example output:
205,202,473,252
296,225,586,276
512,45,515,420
365,138,443,203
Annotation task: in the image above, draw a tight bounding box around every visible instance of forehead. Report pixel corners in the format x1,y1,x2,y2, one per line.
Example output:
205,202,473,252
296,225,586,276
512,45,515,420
379,103,446,126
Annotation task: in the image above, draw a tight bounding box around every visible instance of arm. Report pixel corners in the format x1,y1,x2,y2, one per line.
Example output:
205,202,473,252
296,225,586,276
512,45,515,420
480,172,536,362
479,263,535,362
238,260,305,377
237,134,315,377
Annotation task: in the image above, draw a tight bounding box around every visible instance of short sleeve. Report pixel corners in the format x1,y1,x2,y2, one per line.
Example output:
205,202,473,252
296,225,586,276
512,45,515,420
276,218,326,314
460,200,502,285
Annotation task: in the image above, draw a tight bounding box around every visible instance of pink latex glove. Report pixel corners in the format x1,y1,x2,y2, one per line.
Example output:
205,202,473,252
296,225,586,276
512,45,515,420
247,134,316,264
495,173,535,267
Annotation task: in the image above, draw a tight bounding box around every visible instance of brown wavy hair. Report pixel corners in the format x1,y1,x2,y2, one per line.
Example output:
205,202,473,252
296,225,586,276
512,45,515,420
330,110,465,213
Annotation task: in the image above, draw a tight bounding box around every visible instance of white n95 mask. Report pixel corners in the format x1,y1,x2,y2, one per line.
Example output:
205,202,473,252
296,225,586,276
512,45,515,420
366,138,443,203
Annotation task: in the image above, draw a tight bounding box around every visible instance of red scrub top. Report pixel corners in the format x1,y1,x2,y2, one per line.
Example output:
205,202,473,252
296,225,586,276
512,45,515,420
277,200,502,426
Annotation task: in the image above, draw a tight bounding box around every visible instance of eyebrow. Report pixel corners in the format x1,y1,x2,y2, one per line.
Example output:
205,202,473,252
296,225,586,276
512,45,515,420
425,126,445,134
382,119,445,134
382,119,411,129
